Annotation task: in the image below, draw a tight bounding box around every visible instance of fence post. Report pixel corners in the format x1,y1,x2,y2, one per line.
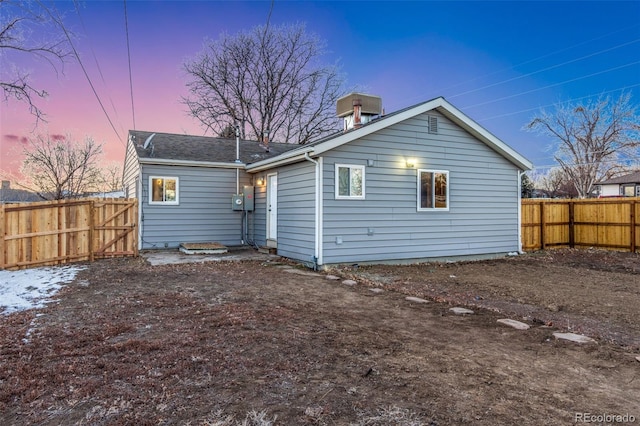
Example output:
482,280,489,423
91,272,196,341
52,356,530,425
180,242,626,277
631,200,636,253
568,201,575,249
540,201,546,250
0,205,4,269
89,200,95,262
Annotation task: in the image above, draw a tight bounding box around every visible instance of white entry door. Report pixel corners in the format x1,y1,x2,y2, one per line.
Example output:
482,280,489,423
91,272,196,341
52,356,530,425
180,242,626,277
267,173,278,244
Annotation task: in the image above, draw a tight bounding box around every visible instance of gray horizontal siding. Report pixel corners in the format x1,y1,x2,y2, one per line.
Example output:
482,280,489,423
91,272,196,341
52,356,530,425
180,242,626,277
122,141,140,199
252,181,267,247
271,162,316,263
321,111,521,265
140,164,252,249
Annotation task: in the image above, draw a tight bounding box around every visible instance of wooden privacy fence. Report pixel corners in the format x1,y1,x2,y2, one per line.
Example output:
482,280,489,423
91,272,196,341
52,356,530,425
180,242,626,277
1,198,138,270
522,198,640,252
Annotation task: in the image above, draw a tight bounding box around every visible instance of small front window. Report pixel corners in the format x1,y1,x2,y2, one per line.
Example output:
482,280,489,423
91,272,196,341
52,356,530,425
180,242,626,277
335,164,365,199
149,177,179,205
418,169,448,211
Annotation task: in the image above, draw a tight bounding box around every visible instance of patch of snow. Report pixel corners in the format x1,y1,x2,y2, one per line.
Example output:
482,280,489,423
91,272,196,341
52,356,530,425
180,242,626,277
0,265,84,315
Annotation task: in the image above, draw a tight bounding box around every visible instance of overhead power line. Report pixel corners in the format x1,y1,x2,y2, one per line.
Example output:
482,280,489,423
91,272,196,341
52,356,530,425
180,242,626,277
477,83,640,122
73,1,127,140
449,38,640,100
463,61,640,110
124,0,136,130
40,1,124,145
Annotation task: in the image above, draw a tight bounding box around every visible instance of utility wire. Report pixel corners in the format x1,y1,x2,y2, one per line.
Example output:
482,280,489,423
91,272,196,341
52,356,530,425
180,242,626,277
463,61,640,110
477,83,640,122
124,0,136,130
449,38,640,100
398,24,640,108
73,1,127,139
40,1,124,144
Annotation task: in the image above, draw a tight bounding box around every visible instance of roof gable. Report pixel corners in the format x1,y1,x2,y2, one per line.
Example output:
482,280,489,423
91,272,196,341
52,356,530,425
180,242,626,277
246,97,532,171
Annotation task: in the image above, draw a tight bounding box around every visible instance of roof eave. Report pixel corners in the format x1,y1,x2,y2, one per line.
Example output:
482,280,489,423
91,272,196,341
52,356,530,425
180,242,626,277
245,149,314,172
138,157,245,169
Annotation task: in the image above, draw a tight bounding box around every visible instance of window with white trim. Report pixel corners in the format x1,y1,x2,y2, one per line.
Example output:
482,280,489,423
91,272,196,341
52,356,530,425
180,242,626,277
335,164,365,199
149,176,179,205
418,169,448,210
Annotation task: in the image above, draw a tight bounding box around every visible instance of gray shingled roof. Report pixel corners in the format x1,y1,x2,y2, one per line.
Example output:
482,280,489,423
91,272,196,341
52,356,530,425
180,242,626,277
130,130,300,164
597,171,640,185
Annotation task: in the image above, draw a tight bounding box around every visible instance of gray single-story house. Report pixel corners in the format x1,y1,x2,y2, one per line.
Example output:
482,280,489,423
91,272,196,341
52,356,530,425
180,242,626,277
123,95,533,268
595,171,640,197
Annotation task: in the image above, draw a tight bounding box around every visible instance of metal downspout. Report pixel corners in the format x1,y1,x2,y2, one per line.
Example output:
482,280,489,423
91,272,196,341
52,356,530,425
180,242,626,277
518,170,523,254
304,152,320,269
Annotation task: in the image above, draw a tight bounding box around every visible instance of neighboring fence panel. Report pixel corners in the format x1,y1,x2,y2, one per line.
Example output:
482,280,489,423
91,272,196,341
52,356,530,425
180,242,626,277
1,198,138,270
522,198,639,252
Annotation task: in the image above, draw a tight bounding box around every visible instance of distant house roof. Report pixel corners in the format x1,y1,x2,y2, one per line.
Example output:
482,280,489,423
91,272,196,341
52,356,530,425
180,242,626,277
596,171,640,185
0,187,41,203
247,97,533,172
129,130,300,165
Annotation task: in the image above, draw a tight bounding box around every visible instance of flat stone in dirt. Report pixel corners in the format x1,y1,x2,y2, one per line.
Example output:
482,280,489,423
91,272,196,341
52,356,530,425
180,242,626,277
497,318,530,330
283,268,319,277
405,296,428,303
553,332,597,344
342,279,357,286
450,307,474,315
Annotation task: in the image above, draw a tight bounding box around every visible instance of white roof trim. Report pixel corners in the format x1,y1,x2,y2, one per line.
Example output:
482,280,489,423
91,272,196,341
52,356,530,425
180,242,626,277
139,157,244,169
246,97,533,171
312,97,532,170
245,150,313,172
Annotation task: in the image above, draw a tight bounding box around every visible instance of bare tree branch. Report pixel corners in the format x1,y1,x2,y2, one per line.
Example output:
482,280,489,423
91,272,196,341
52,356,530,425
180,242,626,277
0,0,73,122
183,23,348,143
526,93,640,198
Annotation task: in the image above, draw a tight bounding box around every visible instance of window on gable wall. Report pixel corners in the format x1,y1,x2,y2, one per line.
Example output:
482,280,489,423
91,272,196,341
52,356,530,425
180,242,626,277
335,164,365,199
149,176,179,205
418,169,449,211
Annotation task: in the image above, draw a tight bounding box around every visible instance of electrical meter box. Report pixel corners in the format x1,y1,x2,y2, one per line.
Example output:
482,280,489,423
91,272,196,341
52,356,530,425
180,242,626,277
243,186,255,211
231,194,244,211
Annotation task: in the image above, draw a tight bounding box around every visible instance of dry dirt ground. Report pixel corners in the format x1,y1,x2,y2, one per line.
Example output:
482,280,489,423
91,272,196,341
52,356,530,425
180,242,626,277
1,248,639,425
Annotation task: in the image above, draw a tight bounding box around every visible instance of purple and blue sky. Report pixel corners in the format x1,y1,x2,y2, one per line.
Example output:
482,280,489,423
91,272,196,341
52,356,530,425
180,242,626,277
2,0,639,179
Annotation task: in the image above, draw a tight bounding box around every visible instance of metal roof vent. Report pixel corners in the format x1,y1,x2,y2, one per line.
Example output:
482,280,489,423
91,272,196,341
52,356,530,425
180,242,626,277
337,93,382,131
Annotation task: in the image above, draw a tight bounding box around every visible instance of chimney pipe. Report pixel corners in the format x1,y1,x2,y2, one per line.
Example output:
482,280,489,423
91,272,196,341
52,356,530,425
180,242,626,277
263,129,270,152
353,99,362,128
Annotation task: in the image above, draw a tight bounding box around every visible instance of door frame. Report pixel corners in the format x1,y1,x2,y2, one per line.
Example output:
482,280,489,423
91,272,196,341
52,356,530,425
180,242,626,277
266,173,278,247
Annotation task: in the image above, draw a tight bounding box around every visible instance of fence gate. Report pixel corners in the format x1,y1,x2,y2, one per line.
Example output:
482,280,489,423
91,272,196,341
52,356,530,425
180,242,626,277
92,199,138,258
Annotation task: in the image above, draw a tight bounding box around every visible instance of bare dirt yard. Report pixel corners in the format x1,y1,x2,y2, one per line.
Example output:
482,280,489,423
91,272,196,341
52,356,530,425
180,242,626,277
1,248,639,425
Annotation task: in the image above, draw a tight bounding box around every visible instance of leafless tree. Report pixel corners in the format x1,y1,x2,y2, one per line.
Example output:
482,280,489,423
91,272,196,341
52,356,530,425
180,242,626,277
100,162,123,192
184,23,347,144
1,0,73,121
530,168,578,198
526,93,640,198
20,134,105,200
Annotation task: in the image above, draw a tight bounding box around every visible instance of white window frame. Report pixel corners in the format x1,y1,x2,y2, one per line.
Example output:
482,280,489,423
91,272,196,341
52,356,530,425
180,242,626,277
417,169,449,211
149,176,179,205
335,164,365,200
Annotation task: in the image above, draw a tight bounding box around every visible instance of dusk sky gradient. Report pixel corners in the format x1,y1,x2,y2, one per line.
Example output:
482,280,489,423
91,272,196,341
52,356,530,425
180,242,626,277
2,0,639,180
